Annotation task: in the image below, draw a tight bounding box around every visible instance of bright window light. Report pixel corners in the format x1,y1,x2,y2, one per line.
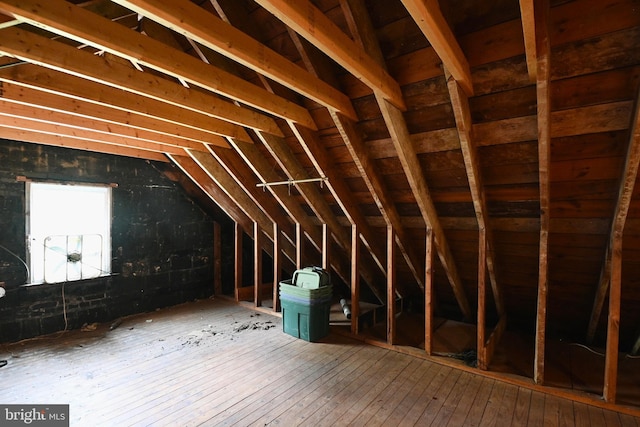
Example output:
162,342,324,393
27,182,112,284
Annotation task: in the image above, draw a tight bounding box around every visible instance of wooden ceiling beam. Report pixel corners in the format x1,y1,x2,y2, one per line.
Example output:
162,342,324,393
0,82,224,146
587,83,640,343
0,0,317,129
0,27,280,137
0,126,169,162
0,99,209,152
0,65,233,147
254,0,405,111
0,114,186,155
519,0,538,82
112,0,357,122
401,0,474,96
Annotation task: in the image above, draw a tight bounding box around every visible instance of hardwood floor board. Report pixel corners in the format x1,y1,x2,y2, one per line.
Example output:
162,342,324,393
445,374,485,426
194,338,356,426
379,361,445,425
397,364,456,425
479,380,508,427
463,377,496,426
544,394,561,426
253,344,391,426
588,402,607,426
340,357,425,426
527,391,546,427
573,401,592,427
416,370,463,425
120,338,316,426
496,382,520,425
511,387,533,427
427,367,474,426
1,298,638,426
366,359,436,426
300,350,413,426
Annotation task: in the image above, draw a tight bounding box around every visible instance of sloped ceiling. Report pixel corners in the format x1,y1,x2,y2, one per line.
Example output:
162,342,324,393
0,0,639,351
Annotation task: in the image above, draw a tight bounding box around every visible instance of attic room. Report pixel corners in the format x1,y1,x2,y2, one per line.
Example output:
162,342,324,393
0,0,639,424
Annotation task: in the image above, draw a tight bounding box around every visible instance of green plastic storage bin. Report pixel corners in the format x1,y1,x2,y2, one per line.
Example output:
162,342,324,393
279,279,332,300
281,295,331,342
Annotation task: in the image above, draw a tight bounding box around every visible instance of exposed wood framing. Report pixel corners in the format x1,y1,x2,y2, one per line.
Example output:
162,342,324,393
0,66,233,146
254,0,405,111
273,223,282,312
322,223,330,272
254,221,263,307
446,69,504,317
0,82,222,146
0,26,277,137
351,224,360,335
214,222,222,296
400,0,474,96
234,222,243,301
529,0,551,385
588,84,640,342
424,228,434,355
604,235,623,403
477,228,488,370
519,0,538,81
0,0,316,129
112,0,357,121
387,226,397,345
296,222,303,270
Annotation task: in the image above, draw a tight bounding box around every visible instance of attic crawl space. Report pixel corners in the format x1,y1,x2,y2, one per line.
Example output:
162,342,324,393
0,0,639,418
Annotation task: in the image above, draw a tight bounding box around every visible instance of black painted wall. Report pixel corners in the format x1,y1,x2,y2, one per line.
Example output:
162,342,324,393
0,139,228,342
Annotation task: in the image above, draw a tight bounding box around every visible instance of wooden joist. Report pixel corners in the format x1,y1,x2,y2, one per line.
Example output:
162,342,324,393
387,226,397,346
0,0,316,129
111,0,357,122
424,228,434,356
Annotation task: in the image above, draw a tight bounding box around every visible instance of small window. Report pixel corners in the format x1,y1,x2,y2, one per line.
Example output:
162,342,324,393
27,182,112,284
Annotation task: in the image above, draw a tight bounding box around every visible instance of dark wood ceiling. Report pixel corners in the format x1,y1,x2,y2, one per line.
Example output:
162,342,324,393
0,0,639,378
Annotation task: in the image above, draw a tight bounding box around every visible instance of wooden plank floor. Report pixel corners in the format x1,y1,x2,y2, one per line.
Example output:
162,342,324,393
1,298,639,426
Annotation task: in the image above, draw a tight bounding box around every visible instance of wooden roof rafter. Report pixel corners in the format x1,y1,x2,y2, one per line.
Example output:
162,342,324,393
0,65,234,147
0,82,223,146
110,0,358,122
336,0,472,318
0,0,317,130
0,27,279,138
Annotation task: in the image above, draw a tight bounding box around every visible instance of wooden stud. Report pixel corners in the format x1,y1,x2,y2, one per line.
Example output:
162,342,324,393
213,222,222,296
477,228,488,370
254,222,262,308
322,223,330,272
425,228,434,355
532,0,551,386
234,222,243,302
296,223,303,270
351,224,360,335
387,226,396,346
603,234,623,403
273,222,281,312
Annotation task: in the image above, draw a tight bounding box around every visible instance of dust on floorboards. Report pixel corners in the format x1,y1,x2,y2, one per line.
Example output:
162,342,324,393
1,298,638,427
